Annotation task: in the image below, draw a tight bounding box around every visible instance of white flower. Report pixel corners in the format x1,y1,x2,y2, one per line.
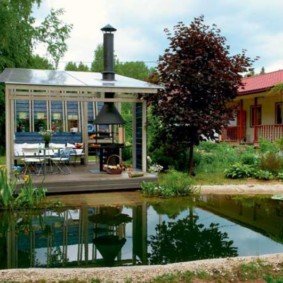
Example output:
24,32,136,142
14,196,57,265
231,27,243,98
149,163,163,174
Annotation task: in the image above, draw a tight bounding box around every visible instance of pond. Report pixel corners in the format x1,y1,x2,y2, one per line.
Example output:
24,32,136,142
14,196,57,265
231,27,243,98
1,192,283,269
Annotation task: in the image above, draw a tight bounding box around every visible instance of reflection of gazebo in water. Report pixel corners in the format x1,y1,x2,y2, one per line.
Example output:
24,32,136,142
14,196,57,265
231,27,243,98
88,207,132,266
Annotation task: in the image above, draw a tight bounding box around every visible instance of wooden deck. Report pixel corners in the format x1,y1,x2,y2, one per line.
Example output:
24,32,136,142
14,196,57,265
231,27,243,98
29,161,157,194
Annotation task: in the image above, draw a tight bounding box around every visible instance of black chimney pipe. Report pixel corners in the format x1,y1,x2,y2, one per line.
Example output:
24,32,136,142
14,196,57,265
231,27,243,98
93,25,125,126
101,24,116,81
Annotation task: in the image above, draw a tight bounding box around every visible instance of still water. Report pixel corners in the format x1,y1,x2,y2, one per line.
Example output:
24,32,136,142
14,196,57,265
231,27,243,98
1,193,283,268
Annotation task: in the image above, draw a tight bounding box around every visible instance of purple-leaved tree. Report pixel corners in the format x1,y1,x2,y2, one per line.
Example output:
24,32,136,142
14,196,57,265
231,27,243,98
145,16,256,175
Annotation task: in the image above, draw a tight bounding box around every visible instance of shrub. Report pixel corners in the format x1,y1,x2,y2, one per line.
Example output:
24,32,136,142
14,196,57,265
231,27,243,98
140,181,160,197
254,170,274,180
141,170,194,198
195,142,239,174
159,170,194,197
259,152,283,175
0,166,47,208
258,138,276,154
277,172,283,181
224,163,255,179
240,151,258,165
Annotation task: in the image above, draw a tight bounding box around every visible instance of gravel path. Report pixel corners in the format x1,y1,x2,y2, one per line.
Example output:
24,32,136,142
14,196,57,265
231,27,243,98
2,183,283,282
2,253,283,282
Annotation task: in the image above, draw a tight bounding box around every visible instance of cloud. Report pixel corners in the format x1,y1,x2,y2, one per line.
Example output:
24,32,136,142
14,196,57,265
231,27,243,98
32,0,283,72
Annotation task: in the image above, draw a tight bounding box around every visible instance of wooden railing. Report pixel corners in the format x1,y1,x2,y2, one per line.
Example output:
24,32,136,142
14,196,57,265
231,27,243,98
256,125,283,141
221,126,239,142
222,125,283,143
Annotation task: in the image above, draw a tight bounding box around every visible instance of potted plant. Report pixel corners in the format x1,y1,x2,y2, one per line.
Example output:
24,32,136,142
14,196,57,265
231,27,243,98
41,130,53,148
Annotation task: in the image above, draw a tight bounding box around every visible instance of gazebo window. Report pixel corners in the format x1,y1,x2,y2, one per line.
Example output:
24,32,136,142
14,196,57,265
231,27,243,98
33,101,47,132
51,101,63,132
67,101,79,132
15,100,30,132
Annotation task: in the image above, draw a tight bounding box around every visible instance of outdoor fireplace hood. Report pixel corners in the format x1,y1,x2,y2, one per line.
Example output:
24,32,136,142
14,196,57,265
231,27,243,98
93,101,125,125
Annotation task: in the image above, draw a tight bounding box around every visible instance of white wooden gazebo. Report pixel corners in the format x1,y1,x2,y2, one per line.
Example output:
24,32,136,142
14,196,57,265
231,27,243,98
0,68,161,173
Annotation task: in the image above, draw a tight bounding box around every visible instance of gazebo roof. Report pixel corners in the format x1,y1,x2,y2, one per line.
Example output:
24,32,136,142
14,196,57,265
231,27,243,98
0,68,161,93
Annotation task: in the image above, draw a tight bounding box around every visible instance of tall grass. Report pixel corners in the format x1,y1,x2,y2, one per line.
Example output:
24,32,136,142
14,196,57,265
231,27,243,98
194,142,248,174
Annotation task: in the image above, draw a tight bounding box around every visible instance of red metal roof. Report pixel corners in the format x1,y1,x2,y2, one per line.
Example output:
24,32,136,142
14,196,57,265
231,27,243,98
238,69,283,96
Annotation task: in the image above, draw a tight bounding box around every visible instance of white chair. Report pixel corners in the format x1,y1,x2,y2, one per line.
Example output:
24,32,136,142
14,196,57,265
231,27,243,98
50,148,74,174
69,148,85,166
21,147,45,175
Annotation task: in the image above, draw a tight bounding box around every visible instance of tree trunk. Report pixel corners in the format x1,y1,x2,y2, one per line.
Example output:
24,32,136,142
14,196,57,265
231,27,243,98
188,142,194,175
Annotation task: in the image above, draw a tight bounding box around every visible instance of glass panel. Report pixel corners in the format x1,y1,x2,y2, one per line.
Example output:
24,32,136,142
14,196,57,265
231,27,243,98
51,101,63,132
34,101,47,132
15,100,30,132
67,101,79,132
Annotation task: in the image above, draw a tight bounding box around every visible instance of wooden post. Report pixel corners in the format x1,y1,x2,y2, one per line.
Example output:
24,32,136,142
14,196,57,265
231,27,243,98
142,101,147,172
5,86,12,174
238,100,243,141
254,97,258,143
82,101,89,165
132,103,137,169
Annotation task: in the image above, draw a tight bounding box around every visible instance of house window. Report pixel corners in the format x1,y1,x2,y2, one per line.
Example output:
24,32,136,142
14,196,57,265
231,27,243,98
275,102,283,124
250,105,262,127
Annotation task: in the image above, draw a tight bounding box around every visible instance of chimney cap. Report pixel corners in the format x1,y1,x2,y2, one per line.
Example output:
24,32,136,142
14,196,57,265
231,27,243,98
101,24,117,33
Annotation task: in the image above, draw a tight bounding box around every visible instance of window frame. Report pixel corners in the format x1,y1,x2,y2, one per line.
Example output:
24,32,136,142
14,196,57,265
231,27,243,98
250,105,262,128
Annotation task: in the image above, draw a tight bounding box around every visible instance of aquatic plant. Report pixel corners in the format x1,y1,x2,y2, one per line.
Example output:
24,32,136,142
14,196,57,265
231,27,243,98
0,166,47,209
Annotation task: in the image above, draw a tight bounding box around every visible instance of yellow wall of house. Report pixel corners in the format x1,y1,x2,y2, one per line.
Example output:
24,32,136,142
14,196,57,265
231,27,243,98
241,93,283,142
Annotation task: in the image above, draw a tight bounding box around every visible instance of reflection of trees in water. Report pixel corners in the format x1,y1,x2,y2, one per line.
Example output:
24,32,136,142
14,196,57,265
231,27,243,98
148,215,238,264
150,197,198,219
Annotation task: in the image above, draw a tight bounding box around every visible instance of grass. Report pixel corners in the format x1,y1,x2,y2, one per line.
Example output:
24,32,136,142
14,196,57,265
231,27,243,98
149,260,283,282
192,171,250,185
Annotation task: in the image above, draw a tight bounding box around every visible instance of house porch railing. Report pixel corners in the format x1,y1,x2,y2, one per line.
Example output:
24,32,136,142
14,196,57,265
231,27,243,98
222,125,283,143
221,126,242,142
256,125,283,141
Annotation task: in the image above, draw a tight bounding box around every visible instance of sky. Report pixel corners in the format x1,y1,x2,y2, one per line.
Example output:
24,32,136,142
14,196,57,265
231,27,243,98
33,0,283,73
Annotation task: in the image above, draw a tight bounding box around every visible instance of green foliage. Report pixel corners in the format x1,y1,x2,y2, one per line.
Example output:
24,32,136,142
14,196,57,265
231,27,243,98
0,166,47,208
116,61,152,80
141,170,194,198
258,138,277,154
15,177,47,207
90,44,104,72
277,172,283,181
0,166,16,207
269,83,283,96
224,163,255,179
65,61,89,71
29,54,53,70
254,170,274,180
259,152,283,175
195,142,239,174
159,170,194,196
148,216,237,264
141,181,160,197
240,151,258,165
0,2,72,151
275,137,283,152
36,8,73,69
